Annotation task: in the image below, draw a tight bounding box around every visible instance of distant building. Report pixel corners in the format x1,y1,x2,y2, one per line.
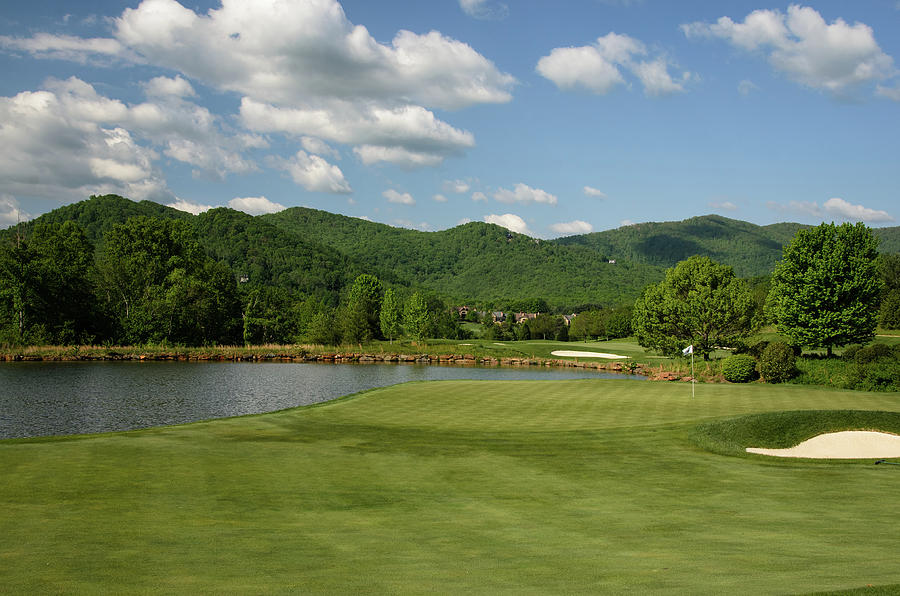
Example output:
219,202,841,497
562,314,577,326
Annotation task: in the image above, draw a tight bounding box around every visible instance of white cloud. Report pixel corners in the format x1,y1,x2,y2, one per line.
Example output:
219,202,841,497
823,197,894,223
242,99,474,168
167,198,214,215
0,195,31,226
876,84,900,101
737,79,759,95
682,6,896,97
6,0,514,172
432,194,448,202
0,81,173,204
459,0,508,20
112,0,515,111
709,200,738,211
457,217,473,225
393,218,432,231
764,198,894,223
620,219,635,226
383,189,415,205
273,150,351,194
143,75,195,98
443,179,471,194
583,186,607,198
549,220,593,235
352,145,443,168
300,136,339,159
537,32,691,97
471,191,487,202
228,196,285,215
0,33,125,63
493,183,557,205
484,213,531,235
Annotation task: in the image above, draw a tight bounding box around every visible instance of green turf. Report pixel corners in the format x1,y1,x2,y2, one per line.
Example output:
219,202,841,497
2,380,900,594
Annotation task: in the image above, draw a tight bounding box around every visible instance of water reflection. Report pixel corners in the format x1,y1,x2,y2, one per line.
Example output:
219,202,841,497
0,361,643,439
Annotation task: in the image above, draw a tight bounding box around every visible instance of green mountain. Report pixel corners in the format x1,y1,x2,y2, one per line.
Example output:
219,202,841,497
261,207,663,307
6,196,898,309
555,214,900,278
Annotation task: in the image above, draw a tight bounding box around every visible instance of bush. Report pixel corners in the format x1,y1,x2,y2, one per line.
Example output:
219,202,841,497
759,341,797,383
747,340,770,359
847,344,900,391
721,354,758,383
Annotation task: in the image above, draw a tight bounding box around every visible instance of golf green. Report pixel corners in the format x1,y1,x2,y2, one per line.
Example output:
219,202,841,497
2,379,899,594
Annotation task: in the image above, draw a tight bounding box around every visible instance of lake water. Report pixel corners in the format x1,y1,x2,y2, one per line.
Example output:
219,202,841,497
0,361,643,439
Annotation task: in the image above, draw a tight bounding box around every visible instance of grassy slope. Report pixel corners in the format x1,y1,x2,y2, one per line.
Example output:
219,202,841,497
2,380,899,594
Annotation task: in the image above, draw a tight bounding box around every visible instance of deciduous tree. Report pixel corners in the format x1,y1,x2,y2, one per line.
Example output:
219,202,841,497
768,222,882,356
632,256,755,361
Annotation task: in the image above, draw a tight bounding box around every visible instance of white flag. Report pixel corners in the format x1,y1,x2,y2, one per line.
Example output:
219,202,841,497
682,345,693,355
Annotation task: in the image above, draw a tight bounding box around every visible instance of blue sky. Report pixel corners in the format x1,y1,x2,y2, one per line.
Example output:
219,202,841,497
1,0,898,237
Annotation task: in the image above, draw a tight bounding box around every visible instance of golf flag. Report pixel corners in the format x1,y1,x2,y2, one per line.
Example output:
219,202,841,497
682,344,693,355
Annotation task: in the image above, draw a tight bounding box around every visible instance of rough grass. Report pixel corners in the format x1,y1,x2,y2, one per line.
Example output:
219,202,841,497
692,410,900,457
2,380,900,594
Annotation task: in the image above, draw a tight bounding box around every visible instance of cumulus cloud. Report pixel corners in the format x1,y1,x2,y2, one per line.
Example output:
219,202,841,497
471,191,487,202
0,80,173,204
876,84,900,101
738,79,759,95
537,32,692,97
383,189,415,205
143,75,195,98
484,213,532,235
300,136,340,159
583,186,608,198
682,6,896,97
709,200,738,211
549,220,593,235
459,0,508,20
167,198,214,215
393,218,432,231
0,33,125,64
432,194,448,202
242,99,474,167
112,0,515,111
228,196,285,215
767,198,893,223
493,183,557,205
5,0,514,172
271,150,351,194
823,197,893,222
0,196,31,226
443,179,471,194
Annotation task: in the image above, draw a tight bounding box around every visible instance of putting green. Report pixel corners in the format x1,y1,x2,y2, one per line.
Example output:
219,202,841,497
2,380,900,594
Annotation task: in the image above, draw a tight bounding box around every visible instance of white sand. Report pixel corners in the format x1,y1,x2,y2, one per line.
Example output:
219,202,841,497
746,431,900,459
551,350,630,359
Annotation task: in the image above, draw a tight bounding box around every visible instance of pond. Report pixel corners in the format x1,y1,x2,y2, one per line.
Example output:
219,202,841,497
0,361,644,439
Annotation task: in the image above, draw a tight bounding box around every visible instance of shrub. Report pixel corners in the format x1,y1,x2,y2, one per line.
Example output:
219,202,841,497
847,344,900,391
747,340,770,359
759,341,797,383
721,354,758,383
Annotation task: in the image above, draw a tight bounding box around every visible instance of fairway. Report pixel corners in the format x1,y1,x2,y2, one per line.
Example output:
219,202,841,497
2,380,900,594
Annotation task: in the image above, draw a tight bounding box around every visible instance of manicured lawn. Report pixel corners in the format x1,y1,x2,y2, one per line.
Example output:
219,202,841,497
2,380,900,594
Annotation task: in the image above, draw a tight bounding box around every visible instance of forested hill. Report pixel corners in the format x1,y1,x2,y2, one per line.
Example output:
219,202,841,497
261,207,664,306
554,214,900,278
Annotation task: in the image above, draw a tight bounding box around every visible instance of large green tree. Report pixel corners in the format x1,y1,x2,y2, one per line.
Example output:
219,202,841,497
98,216,239,345
632,256,755,361
768,222,882,356
403,292,429,343
0,222,97,344
379,288,402,344
878,253,900,330
342,274,383,344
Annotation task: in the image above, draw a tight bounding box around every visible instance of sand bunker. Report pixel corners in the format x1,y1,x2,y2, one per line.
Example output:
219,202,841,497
746,431,900,459
551,350,630,359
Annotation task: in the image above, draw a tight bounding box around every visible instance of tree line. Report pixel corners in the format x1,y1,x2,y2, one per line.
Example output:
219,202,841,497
0,216,467,347
632,222,899,361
